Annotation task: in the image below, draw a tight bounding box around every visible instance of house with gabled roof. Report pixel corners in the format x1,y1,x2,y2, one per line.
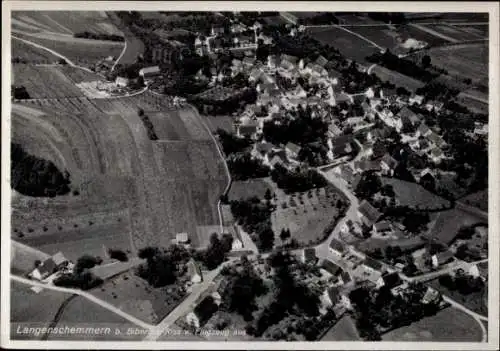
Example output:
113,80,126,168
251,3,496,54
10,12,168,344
380,153,399,176
362,256,384,274
302,247,318,264
416,123,432,138
353,158,382,174
285,142,302,160
376,271,402,289
322,259,342,276
409,94,424,106
187,258,203,283
357,200,382,227
428,147,445,164
29,252,69,281
431,250,454,268
373,220,392,235
315,55,329,67
329,239,346,257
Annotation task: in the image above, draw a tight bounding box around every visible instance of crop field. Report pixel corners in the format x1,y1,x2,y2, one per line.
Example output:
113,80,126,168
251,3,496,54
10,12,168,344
10,281,74,340
306,27,381,64
228,178,273,201
396,24,449,48
202,115,235,133
12,88,228,261
11,240,51,275
380,177,450,210
422,24,486,42
12,11,123,36
12,32,124,67
92,272,186,325
271,186,342,245
346,26,401,51
147,109,209,140
47,296,144,341
12,65,91,98
382,306,483,341
371,65,425,91
12,38,59,63
426,208,486,245
423,43,488,83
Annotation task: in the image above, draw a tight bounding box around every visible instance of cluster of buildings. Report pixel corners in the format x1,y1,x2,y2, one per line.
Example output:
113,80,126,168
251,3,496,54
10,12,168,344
28,252,72,283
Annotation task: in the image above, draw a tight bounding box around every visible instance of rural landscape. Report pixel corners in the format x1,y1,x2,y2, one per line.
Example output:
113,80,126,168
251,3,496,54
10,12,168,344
6,7,494,347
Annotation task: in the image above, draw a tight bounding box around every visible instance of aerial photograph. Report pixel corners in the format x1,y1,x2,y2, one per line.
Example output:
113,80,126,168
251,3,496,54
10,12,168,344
4,4,496,348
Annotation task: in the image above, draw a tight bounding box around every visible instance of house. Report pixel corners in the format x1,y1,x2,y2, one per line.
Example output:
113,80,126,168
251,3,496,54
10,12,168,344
340,270,352,285
231,23,247,33
302,247,318,264
429,147,445,164
357,200,382,227
409,94,424,105
248,67,263,82
236,122,259,139
336,164,355,184
431,250,454,268
376,272,402,289
186,295,218,328
331,135,354,159
366,127,392,142
353,159,382,173
427,132,446,148
329,239,346,257
267,55,280,69
380,153,399,176
231,237,243,251
281,54,298,67
322,286,351,309
416,123,432,138
211,26,225,36
186,258,203,283
251,142,275,162
115,76,129,87
29,252,68,281
268,152,290,170
421,287,441,304
243,56,256,67
315,55,329,67
139,66,161,81
252,21,263,31
373,221,392,235
467,264,480,278
473,123,488,136
362,257,384,274
327,122,342,138
425,100,444,112
322,259,342,276
289,84,307,98
176,232,190,245
285,142,302,160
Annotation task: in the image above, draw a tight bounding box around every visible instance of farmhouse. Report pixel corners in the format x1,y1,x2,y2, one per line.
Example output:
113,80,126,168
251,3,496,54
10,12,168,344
373,221,392,235
186,295,218,329
409,94,424,106
353,159,382,173
322,259,342,276
431,250,454,268
362,257,384,274
421,287,442,305
357,200,382,227
139,66,161,82
187,258,203,283
285,142,302,160
29,252,69,281
416,123,432,138
380,153,399,176
329,238,347,257
302,247,318,264
115,76,129,87
236,122,259,139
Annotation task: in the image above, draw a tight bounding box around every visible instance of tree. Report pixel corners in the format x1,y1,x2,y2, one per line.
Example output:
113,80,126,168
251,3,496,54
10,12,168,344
75,255,102,274
279,228,291,242
264,188,273,201
108,248,128,262
421,55,431,68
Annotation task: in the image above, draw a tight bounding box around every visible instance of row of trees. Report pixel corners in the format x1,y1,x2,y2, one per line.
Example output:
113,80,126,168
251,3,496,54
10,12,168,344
137,108,159,140
215,129,252,155
227,152,270,181
230,197,275,251
136,245,190,287
439,273,485,295
74,31,125,42
270,164,327,194
54,254,103,290
11,143,71,197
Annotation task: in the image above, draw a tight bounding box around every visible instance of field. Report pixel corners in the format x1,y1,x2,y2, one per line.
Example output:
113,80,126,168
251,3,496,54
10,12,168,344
12,38,59,63
12,32,123,67
12,65,100,98
321,315,361,341
12,11,123,36
46,296,145,341
371,65,425,91
203,115,236,133
424,43,488,83
91,272,186,325
382,306,483,341
356,236,426,253
381,177,450,210
228,178,273,201
428,279,488,316
12,87,228,261
10,281,74,340
271,186,343,245
421,24,487,42
460,190,488,212
11,240,50,275
306,27,381,64
426,208,486,245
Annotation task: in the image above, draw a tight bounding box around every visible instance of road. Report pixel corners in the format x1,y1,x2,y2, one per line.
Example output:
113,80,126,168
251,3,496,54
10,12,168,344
143,258,237,341
111,40,128,72
11,275,152,330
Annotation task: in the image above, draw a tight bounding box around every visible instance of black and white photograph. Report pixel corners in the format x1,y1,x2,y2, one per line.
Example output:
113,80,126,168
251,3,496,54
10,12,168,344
1,1,499,350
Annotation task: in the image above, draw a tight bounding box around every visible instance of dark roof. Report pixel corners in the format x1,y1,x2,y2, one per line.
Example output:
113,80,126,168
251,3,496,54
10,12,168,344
37,258,57,276
354,159,381,172
238,124,258,135
329,238,346,253
358,200,382,225
322,259,342,275
381,272,402,289
303,248,317,262
373,221,392,232
370,127,392,140
434,250,454,265
281,54,298,64
331,135,354,157
397,106,417,120
363,257,383,271
327,286,340,303
315,55,329,67
285,142,302,154
380,153,398,169
341,270,352,283
193,295,218,326
255,142,274,154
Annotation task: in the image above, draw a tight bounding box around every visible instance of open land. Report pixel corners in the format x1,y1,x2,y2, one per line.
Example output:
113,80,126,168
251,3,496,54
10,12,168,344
46,296,146,341
382,306,483,341
381,177,450,210
426,208,486,245
12,39,59,63
10,281,75,340
460,190,488,212
428,279,488,316
228,178,273,201
321,314,362,341
370,65,425,91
